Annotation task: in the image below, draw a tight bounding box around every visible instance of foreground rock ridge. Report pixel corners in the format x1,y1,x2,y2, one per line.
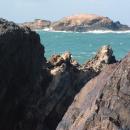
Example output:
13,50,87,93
20,14,130,31
0,18,130,130
56,55,130,130
0,18,51,130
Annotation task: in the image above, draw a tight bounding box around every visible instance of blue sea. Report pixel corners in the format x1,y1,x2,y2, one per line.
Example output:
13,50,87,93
38,31,130,64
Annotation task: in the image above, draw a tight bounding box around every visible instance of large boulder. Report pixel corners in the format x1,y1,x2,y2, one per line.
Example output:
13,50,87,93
56,53,130,130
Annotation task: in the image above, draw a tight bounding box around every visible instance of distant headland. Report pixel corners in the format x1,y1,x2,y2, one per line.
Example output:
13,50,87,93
20,14,130,32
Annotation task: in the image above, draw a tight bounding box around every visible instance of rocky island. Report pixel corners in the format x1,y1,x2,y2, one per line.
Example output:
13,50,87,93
20,19,51,30
20,14,130,32
51,14,130,32
0,18,130,130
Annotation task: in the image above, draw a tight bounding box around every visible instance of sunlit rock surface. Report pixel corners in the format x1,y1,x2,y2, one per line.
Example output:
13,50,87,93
51,14,130,32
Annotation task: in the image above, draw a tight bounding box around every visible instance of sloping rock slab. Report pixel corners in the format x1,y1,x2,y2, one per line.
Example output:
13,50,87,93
57,53,130,130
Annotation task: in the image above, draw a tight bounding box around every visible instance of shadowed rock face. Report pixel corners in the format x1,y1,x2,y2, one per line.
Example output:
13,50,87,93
56,53,130,130
51,14,130,32
0,18,51,130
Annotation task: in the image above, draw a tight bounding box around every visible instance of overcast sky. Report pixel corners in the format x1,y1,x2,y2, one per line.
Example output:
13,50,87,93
0,0,130,25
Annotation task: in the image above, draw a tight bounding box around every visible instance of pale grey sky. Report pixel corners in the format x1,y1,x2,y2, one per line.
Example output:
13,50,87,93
0,0,130,25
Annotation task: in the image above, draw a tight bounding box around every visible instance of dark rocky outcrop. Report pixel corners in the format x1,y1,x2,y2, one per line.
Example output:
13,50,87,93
56,52,130,130
51,14,130,32
0,18,51,130
20,19,51,30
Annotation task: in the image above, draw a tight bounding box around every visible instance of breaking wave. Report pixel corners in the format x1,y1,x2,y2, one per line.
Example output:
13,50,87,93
37,28,130,34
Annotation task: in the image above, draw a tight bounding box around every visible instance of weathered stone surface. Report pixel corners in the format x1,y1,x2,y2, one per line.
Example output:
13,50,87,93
42,53,97,130
48,52,72,67
84,45,116,72
56,53,130,130
43,47,116,130
51,14,130,32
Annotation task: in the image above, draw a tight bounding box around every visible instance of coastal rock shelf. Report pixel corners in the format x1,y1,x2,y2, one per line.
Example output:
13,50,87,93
20,14,130,32
0,18,130,130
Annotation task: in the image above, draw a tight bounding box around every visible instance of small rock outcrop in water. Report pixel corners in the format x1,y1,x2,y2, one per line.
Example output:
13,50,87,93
56,53,130,130
51,14,130,32
20,19,51,30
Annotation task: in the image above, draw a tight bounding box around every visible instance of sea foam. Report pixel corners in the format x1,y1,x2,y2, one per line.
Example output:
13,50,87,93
37,28,130,34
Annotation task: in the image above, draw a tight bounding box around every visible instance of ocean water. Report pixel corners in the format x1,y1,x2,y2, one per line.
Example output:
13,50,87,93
38,31,130,64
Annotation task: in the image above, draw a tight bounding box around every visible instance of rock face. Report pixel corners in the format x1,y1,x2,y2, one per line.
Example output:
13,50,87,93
84,45,116,72
0,18,117,130
39,54,97,130
51,14,130,32
1,18,130,130
42,46,116,130
20,19,51,30
0,18,51,130
56,53,130,130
